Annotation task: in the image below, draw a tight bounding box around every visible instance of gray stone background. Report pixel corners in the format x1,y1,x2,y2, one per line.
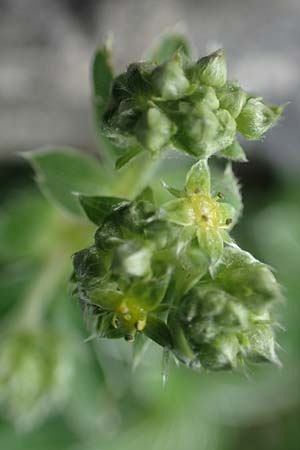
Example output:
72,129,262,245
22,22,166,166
0,0,299,171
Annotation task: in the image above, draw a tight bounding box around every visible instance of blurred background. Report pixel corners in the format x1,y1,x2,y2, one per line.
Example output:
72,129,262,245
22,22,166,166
0,0,299,449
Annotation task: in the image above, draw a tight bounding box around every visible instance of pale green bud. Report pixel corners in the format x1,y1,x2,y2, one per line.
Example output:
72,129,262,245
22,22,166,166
135,107,176,154
151,52,190,100
191,85,220,110
236,97,284,140
217,82,247,118
196,49,227,88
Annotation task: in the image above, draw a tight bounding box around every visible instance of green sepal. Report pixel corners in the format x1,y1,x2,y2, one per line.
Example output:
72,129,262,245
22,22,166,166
151,51,190,100
128,271,171,311
211,164,242,226
163,198,194,226
219,140,247,162
87,286,123,311
79,195,129,226
148,33,192,64
144,315,173,348
236,97,284,140
185,160,211,196
162,181,186,199
196,227,223,267
135,107,177,154
196,49,227,88
135,186,155,203
245,325,281,366
217,82,247,118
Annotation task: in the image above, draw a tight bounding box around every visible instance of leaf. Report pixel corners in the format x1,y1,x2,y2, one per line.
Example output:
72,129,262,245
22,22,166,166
92,44,114,108
144,315,173,348
24,147,111,218
211,164,242,225
185,160,211,196
219,140,247,162
79,195,129,226
149,33,191,64
92,42,122,160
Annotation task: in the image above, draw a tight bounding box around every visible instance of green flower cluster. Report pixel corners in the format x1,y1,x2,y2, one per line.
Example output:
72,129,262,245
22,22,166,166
169,247,282,370
102,49,283,164
72,39,284,372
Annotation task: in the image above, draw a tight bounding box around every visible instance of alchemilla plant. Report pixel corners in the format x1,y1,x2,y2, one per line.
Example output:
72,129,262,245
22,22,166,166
29,34,284,373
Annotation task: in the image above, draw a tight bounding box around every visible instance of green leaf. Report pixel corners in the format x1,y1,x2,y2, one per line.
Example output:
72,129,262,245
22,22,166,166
92,43,122,161
185,160,211,195
79,195,129,226
219,140,247,162
92,44,114,109
144,315,173,348
148,33,191,64
211,164,242,225
24,147,111,218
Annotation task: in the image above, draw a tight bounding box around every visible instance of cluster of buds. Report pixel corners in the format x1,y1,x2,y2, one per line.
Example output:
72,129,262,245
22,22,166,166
102,48,283,164
169,247,282,370
72,40,284,372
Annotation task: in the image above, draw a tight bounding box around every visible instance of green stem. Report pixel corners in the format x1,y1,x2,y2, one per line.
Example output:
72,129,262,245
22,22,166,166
13,250,69,330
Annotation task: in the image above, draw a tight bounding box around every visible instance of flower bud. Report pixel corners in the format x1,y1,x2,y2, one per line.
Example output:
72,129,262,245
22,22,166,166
151,53,190,100
135,107,176,154
217,82,247,118
236,97,284,140
196,49,227,88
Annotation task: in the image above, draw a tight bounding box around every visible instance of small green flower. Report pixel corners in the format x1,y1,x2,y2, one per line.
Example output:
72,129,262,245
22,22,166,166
163,160,236,266
80,271,171,344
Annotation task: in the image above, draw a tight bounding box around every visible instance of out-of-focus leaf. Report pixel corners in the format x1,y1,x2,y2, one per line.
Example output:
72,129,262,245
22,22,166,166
0,193,55,260
24,147,112,218
149,33,192,64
